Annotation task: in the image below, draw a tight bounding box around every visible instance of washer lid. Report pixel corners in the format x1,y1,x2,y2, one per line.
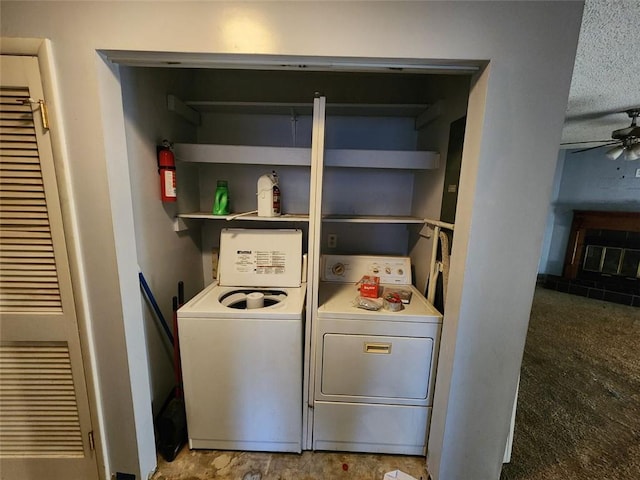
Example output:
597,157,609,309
219,229,302,287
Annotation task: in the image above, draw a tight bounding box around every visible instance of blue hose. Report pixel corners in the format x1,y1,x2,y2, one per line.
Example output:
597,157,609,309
139,272,174,346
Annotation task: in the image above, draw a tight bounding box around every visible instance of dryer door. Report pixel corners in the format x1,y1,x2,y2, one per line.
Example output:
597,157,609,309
320,333,433,402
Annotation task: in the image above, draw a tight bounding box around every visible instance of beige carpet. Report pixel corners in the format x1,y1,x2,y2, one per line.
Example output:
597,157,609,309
501,287,640,480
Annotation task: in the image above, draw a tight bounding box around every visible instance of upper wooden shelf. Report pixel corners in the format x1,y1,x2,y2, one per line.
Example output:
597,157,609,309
184,101,313,116
173,143,439,170
181,100,430,118
174,144,311,166
168,95,442,129
324,149,438,169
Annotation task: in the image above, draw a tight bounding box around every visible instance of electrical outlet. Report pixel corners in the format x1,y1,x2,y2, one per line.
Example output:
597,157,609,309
328,234,337,248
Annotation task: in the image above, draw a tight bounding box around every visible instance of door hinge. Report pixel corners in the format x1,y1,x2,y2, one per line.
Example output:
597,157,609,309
88,430,95,451
19,97,49,130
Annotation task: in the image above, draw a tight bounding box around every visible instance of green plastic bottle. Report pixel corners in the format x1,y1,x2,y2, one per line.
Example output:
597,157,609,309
213,180,229,215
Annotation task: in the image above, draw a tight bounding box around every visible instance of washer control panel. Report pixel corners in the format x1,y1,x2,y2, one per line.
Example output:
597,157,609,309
321,255,412,285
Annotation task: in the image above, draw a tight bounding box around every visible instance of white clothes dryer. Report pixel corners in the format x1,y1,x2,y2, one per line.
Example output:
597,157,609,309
313,255,442,455
178,229,306,453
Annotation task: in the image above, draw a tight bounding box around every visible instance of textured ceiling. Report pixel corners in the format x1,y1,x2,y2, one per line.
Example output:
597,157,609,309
561,0,640,148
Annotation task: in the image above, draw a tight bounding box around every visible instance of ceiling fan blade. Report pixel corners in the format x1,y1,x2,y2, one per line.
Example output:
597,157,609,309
564,109,623,122
560,140,614,145
564,106,640,122
570,142,620,154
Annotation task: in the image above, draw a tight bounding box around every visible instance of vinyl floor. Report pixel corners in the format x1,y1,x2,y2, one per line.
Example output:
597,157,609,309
152,449,427,480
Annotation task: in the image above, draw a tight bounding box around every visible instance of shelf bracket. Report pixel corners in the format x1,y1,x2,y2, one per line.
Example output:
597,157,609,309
418,217,454,239
415,100,444,130
167,94,201,126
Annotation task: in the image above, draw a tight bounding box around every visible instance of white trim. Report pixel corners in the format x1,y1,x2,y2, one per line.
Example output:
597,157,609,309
100,50,482,74
96,54,157,480
1,37,107,480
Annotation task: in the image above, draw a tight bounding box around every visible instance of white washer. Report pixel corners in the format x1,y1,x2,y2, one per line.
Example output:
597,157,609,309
178,229,306,453
313,255,442,455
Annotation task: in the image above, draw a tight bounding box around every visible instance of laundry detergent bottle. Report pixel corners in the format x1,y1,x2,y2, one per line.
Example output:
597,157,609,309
212,180,230,215
257,171,281,217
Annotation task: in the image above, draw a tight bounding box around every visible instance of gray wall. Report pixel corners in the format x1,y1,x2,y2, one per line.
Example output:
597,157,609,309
0,2,584,479
539,148,640,275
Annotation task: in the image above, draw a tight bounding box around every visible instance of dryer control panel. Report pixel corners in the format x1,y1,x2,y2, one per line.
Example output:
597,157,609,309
321,255,412,285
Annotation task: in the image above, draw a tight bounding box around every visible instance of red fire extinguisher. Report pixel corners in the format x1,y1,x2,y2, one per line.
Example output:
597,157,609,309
158,140,177,202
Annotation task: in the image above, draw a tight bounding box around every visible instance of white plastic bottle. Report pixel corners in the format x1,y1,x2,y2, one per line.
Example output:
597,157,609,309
257,171,281,217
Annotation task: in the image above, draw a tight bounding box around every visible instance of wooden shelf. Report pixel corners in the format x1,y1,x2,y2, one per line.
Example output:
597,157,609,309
184,101,313,116
181,100,430,118
322,215,426,224
324,149,438,169
174,144,311,166
178,212,309,222
174,143,438,170
178,212,427,224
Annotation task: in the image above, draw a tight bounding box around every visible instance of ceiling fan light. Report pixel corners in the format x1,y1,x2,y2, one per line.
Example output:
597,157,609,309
623,145,640,161
605,145,624,160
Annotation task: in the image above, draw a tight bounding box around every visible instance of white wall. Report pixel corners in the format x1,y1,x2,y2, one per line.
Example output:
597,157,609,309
412,77,471,293
194,108,432,281
119,67,204,414
0,2,583,479
540,148,640,275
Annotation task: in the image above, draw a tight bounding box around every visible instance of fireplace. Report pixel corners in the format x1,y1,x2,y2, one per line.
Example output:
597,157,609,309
543,211,639,307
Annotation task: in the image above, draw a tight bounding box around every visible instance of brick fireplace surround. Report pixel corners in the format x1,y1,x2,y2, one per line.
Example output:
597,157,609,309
541,210,640,307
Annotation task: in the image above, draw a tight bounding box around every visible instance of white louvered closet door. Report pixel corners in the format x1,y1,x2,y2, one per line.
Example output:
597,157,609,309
0,56,99,480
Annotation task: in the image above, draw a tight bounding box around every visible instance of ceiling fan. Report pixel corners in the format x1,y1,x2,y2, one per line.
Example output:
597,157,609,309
562,108,640,161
